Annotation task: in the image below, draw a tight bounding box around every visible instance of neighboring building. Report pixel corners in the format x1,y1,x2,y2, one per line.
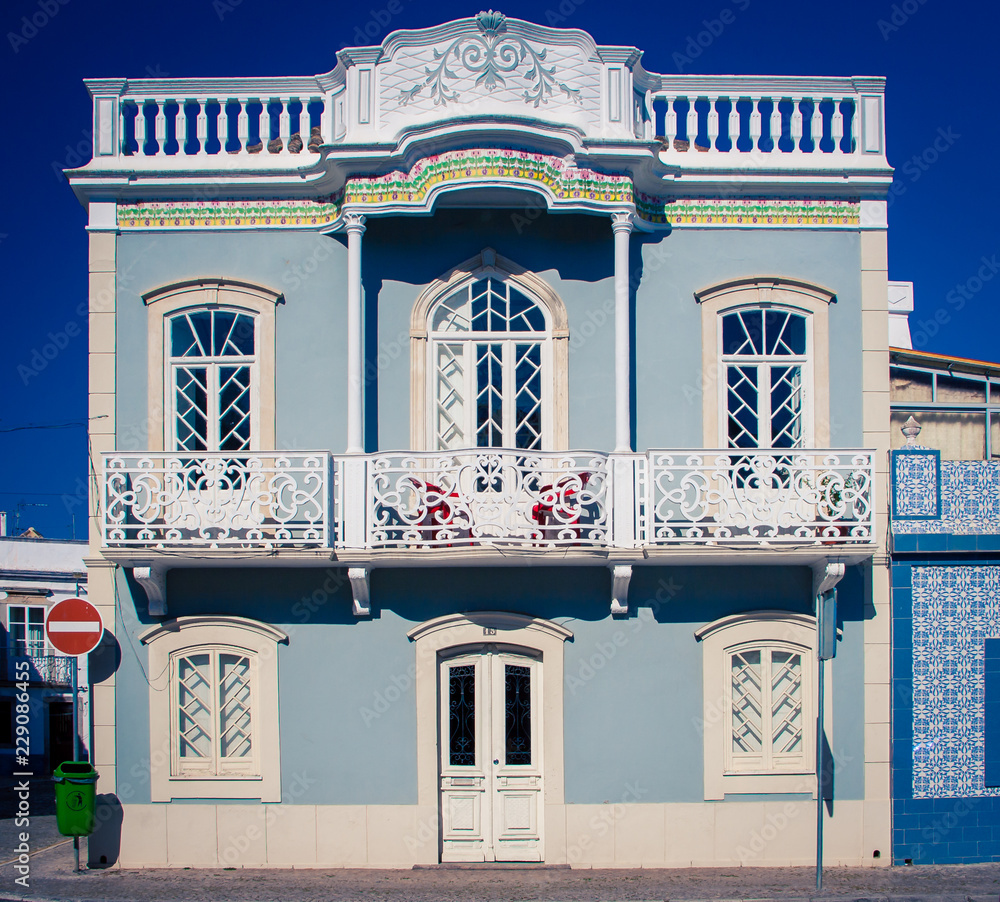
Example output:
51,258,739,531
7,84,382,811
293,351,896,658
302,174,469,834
0,535,89,775
67,14,894,868
889,307,1000,864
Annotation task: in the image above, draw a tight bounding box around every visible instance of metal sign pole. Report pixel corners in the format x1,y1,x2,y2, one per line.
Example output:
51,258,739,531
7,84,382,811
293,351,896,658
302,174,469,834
816,653,825,891
72,656,80,873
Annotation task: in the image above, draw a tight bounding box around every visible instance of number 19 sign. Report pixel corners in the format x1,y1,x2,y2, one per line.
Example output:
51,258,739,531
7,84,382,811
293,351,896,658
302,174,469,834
45,598,104,657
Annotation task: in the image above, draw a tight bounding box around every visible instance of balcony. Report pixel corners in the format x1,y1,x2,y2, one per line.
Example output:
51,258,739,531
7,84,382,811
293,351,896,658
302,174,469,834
101,448,874,563
4,650,75,687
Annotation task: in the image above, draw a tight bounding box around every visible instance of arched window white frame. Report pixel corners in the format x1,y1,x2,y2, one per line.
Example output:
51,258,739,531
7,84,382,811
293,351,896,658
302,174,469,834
720,307,811,449
144,280,281,452
696,278,835,449
696,610,829,800
140,616,286,801
167,307,258,453
411,250,569,451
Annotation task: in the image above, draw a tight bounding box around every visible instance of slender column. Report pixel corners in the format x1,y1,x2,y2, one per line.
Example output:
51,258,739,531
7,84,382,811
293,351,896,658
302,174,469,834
612,212,634,452
345,212,366,453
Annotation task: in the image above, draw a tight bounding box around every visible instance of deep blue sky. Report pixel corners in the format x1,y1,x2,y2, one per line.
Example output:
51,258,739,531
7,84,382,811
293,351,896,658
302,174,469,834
1,0,997,539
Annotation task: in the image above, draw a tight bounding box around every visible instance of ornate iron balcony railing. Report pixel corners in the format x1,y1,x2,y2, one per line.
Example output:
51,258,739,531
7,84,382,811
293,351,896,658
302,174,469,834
102,452,331,548
4,651,75,686
100,448,874,553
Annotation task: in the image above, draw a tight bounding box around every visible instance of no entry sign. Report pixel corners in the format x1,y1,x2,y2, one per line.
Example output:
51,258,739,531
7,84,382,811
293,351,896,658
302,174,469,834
45,597,104,657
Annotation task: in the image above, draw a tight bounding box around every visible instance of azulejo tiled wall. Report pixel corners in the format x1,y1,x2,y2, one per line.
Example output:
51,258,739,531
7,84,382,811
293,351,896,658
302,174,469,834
911,565,1000,798
894,454,1000,535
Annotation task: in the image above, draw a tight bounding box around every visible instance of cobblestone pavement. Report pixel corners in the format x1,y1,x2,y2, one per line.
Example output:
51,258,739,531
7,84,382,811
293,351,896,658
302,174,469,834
1,820,999,902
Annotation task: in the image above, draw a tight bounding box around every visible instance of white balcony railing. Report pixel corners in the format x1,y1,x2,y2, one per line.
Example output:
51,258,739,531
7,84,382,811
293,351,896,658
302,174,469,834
648,77,885,163
100,449,874,554
103,452,331,548
361,450,611,550
645,450,874,546
4,652,75,686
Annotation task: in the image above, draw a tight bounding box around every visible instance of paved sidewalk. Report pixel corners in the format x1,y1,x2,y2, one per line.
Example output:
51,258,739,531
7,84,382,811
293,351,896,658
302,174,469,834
1,820,999,902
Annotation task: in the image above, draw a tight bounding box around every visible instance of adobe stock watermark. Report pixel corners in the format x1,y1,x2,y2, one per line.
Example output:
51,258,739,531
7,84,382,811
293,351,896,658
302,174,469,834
877,0,930,40
7,0,70,54
886,126,959,208
671,0,750,72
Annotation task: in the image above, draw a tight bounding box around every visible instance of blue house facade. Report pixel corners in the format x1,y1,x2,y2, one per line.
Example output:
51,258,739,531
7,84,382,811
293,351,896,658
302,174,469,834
890,344,1000,864
70,13,895,868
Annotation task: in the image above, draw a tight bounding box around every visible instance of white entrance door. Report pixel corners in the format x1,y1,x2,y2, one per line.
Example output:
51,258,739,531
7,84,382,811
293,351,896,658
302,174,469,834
439,649,543,862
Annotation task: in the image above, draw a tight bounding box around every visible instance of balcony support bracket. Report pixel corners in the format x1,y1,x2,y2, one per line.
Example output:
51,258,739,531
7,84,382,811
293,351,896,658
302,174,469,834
812,560,846,600
349,566,371,617
134,564,168,617
610,563,632,616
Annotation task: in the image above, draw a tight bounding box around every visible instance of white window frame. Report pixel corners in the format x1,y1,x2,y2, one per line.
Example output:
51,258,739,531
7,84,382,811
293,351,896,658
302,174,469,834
428,278,553,451
718,307,812,449
166,307,260,453
170,644,259,779
410,249,570,451
144,280,281,453
696,278,835,449
695,610,830,800
6,604,49,656
140,616,286,801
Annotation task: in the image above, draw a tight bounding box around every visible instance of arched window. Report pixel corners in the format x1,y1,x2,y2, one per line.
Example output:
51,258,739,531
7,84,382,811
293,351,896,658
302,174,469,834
721,307,809,448
696,611,826,799
143,280,281,452
168,308,257,452
412,250,569,451
696,278,835,449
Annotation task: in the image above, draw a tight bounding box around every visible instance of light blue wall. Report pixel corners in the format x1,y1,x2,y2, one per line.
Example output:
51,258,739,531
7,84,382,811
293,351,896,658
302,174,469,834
116,232,350,453
112,563,867,806
633,229,864,450
116,220,862,454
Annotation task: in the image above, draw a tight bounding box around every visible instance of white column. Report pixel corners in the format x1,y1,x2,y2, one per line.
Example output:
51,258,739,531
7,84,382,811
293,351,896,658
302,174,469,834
612,211,634,452
345,212,366,453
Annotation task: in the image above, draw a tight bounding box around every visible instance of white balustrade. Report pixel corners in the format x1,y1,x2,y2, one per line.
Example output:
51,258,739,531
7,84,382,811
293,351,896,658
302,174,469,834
102,452,331,548
362,450,611,550
645,450,874,546
649,78,882,159
112,87,327,158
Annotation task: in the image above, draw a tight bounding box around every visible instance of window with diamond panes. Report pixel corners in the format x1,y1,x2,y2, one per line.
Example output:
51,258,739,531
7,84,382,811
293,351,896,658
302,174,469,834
173,648,256,777
430,278,548,450
721,308,808,449
729,645,804,773
169,309,256,452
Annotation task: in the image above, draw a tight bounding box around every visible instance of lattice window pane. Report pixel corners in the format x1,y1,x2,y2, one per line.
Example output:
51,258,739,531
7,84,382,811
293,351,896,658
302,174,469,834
476,343,503,447
727,366,759,448
449,664,476,766
505,664,531,765
175,367,209,452
723,310,763,355
177,654,213,759
770,651,802,756
731,650,763,754
514,343,543,450
770,366,803,449
219,366,252,452
432,290,471,333
509,287,545,332
766,310,806,356
435,343,467,449
218,653,253,759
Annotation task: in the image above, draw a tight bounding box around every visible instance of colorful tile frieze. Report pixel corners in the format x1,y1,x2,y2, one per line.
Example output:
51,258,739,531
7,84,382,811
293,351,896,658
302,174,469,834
115,148,861,229
117,194,345,229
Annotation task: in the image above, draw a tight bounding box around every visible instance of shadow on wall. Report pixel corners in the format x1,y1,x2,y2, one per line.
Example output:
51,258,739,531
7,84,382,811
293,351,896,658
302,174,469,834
87,793,123,868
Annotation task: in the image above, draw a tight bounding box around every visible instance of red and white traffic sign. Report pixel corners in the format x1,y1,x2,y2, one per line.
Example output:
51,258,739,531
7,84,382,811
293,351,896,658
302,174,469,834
45,597,104,657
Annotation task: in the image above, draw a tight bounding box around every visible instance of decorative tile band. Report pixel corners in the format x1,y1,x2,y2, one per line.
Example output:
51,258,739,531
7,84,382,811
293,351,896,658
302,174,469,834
894,459,1000,535
911,565,1000,799
116,148,861,230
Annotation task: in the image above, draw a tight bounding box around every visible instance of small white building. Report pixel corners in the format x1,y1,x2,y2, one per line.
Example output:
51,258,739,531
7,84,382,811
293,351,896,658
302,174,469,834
0,535,89,772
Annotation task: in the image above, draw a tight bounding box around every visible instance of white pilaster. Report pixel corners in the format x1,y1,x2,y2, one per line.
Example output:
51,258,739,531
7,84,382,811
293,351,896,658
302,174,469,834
612,212,634,452
345,212,366,453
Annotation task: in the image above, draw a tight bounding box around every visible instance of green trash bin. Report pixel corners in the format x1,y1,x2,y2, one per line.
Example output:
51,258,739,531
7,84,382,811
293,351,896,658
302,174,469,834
53,762,99,836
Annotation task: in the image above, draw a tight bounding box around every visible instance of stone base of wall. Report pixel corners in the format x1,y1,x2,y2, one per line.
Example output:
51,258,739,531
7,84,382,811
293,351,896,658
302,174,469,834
94,800,891,869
